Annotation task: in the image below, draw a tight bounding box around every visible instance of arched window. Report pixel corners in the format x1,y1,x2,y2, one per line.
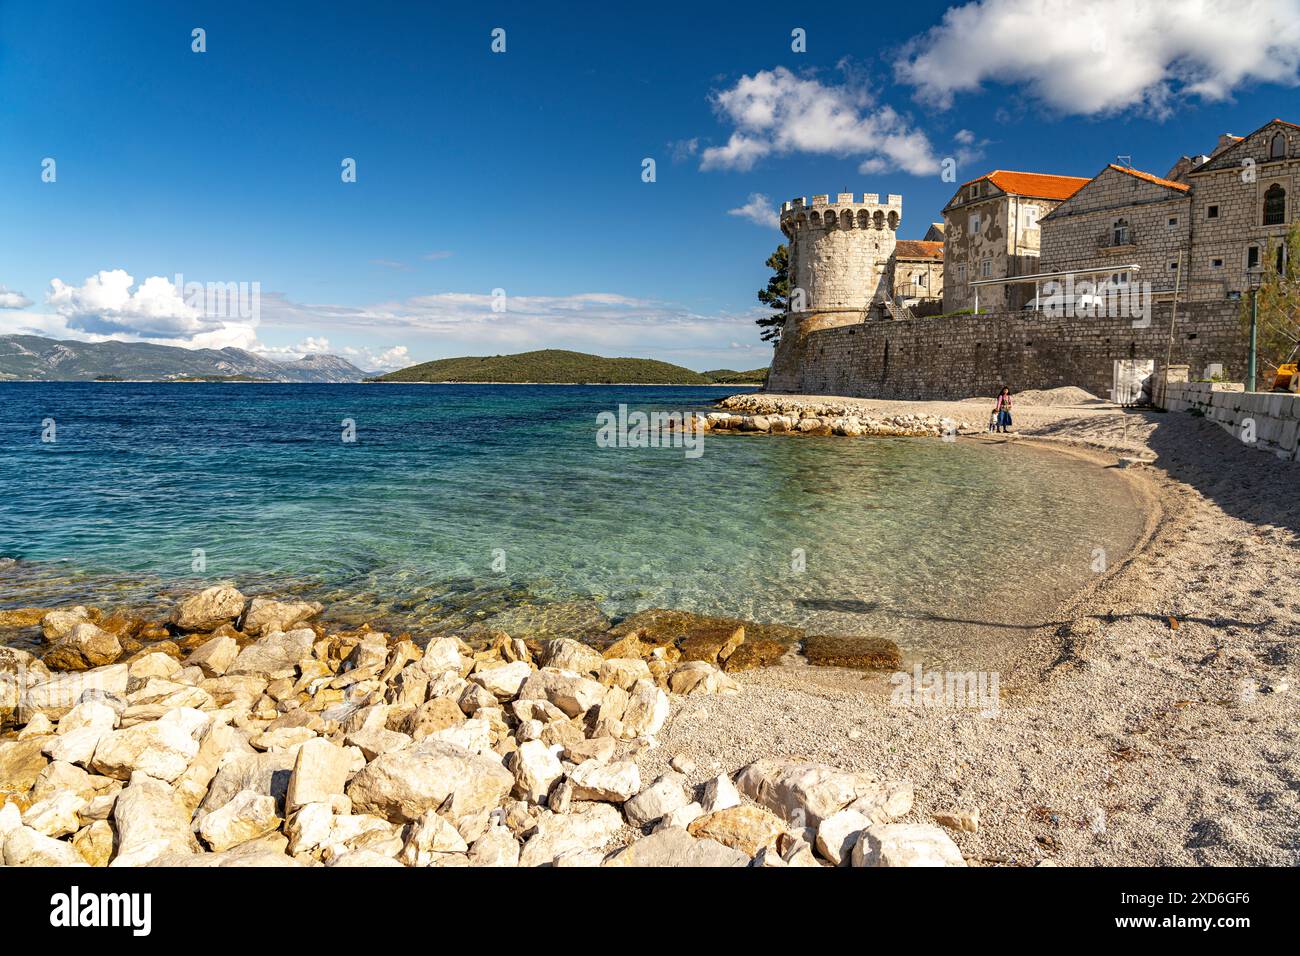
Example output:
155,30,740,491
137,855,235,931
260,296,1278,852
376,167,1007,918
1264,184,1286,226
1113,218,1130,245
1270,133,1287,160
840,210,853,229
873,210,885,230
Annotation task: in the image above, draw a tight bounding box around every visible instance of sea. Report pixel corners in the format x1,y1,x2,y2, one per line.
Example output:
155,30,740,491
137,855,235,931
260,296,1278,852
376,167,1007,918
0,382,1145,667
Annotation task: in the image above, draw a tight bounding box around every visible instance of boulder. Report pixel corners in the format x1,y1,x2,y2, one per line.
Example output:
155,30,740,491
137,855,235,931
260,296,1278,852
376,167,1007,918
598,657,651,690
701,773,742,813
0,737,51,792
111,775,201,866
619,678,670,739
602,826,749,867
568,759,640,803
667,661,741,697
516,668,605,718
346,740,513,824
816,808,871,866
802,634,902,671
1,647,49,724
688,805,787,857
285,738,353,812
677,624,744,665
735,759,884,828
563,736,615,765
512,740,564,805
518,803,623,867
654,801,705,832
201,751,298,815
43,622,122,671
171,585,246,632
402,697,465,740
90,712,202,782
400,809,469,866
624,773,690,827
40,606,93,641
542,639,604,676
241,597,323,637
3,825,87,866
345,728,412,760
73,820,114,866
470,660,532,700
848,780,915,823
468,825,520,867
186,635,239,677
199,789,282,852
852,823,967,867
416,638,465,677
175,721,239,813
22,790,87,838
226,628,316,679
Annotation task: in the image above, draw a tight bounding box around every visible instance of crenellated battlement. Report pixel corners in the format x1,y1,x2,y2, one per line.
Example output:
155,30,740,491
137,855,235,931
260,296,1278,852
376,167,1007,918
780,192,903,239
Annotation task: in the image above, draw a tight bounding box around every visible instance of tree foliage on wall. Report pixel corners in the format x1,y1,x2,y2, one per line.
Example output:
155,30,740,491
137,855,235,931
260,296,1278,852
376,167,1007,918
1241,221,1300,377
756,243,789,345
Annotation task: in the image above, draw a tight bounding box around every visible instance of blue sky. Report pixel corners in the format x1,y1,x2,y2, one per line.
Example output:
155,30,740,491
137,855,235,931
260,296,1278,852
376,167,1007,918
2,0,1299,370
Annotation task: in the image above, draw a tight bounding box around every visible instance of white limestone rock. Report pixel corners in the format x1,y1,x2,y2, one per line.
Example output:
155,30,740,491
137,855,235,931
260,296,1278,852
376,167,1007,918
624,772,690,827
852,823,967,867
346,739,513,824
199,789,282,852
171,585,246,632
568,759,640,803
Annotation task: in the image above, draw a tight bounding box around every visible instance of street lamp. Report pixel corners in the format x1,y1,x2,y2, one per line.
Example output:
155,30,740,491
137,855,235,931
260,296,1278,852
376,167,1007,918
1248,270,1262,392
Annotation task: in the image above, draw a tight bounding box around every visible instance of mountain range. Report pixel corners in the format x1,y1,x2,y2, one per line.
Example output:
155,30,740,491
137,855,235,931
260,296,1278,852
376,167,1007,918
0,335,370,383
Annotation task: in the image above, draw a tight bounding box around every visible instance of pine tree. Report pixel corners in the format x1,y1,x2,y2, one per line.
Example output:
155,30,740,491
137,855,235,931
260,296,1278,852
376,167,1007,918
756,243,790,345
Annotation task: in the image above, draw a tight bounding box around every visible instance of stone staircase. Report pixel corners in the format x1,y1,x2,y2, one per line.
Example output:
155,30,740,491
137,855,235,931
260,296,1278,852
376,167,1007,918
880,292,917,323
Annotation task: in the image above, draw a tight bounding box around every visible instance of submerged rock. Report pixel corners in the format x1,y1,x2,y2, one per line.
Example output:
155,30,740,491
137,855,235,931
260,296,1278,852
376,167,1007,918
802,634,902,671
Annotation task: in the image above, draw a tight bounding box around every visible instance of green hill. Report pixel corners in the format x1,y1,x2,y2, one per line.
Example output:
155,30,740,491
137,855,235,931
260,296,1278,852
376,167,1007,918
373,349,766,385
702,368,769,385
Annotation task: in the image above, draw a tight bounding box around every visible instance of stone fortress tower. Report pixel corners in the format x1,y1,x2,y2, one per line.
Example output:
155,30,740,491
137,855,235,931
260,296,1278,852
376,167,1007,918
780,192,903,325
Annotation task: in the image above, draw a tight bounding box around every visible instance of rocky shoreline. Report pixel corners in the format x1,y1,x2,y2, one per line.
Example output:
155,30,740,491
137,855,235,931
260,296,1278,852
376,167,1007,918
694,392,981,438
0,586,963,868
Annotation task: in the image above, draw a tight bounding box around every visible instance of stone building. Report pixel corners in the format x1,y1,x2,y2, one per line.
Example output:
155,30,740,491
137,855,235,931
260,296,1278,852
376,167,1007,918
1037,119,1298,305
892,239,944,311
779,192,902,324
1181,119,1299,301
1039,164,1192,299
941,171,1091,313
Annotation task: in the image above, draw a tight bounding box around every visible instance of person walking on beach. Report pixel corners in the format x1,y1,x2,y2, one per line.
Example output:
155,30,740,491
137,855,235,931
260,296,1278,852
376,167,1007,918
994,386,1013,433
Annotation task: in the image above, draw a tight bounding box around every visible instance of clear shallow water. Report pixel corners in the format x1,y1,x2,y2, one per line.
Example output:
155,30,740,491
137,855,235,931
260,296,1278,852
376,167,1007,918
0,383,1144,666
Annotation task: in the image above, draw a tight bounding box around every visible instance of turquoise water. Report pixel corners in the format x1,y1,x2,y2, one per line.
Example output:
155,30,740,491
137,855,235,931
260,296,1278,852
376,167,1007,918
0,383,1143,665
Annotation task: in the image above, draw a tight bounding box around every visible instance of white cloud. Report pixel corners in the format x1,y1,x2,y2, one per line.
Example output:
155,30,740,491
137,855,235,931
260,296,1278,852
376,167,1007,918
20,269,771,371
896,0,1300,117
700,66,941,175
727,193,780,229
0,285,33,309
422,251,454,261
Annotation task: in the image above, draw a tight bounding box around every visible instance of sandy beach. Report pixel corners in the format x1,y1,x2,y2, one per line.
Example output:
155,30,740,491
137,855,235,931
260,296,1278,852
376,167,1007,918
636,389,1300,865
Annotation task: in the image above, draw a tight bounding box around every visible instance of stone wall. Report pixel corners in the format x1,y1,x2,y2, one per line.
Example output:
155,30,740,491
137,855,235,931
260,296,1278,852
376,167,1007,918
1160,380,1300,461
781,193,901,318
766,301,1247,400
943,193,1061,313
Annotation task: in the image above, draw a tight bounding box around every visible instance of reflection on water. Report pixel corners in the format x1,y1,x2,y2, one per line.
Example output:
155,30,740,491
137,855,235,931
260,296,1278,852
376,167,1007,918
0,383,1145,667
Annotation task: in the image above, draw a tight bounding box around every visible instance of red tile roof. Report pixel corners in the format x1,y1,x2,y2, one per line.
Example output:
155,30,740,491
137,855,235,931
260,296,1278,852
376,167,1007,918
960,170,1091,200
894,240,944,260
1107,164,1191,192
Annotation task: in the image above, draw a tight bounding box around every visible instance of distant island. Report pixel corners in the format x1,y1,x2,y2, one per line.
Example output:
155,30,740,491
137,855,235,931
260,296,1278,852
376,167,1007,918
0,335,369,383
372,349,768,385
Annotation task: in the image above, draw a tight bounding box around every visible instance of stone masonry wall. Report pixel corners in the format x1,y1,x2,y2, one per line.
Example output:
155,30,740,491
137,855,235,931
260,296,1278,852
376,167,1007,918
1161,380,1300,462
766,301,1246,400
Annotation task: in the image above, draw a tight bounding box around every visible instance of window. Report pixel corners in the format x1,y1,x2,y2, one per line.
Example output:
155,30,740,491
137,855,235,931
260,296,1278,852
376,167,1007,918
1170,261,1180,271
1167,216,1179,229
1207,205,1220,219
1248,246,1260,270
1110,271,1131,286
1270,132,1287,160
1211,258,1224,269
980,258,993,278
1021,207,1040,230
1264,184,1286,225
957,264,967,282
1112,218,1130,245
969,213,981,234
914,274,927,288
